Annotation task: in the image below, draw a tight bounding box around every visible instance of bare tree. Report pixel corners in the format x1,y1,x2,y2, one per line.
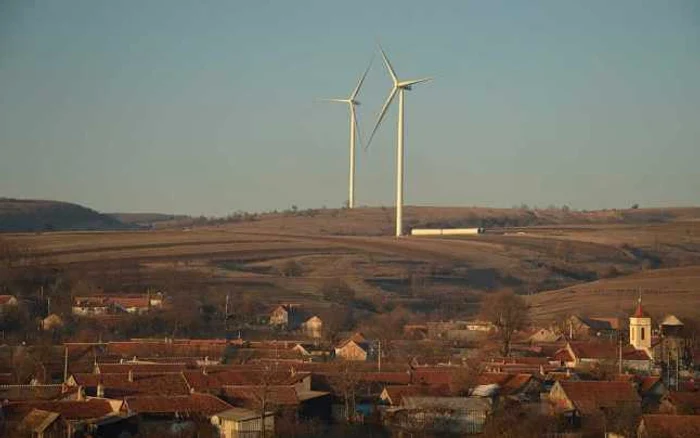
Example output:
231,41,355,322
328,363,360,423
480,290,529,357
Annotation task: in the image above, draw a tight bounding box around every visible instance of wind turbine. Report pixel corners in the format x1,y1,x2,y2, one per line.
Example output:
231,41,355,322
366,45,431,237
321,57,373,209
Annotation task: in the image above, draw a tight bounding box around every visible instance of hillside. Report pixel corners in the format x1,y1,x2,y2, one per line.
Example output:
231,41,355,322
527,265,700,322
196,205,700,236
0,198,130,232
108,213,190,228
3,204,698,321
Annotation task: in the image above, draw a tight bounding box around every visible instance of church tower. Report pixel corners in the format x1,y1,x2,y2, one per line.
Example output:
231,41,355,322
629,293,652,352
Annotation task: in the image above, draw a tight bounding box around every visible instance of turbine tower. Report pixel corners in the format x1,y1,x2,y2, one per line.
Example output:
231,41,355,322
321,57,373,209
366,45,431,237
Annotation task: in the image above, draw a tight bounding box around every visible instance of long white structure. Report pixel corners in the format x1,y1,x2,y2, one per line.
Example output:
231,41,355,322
366,45,431,237
410,228,484,236
321,57,373,209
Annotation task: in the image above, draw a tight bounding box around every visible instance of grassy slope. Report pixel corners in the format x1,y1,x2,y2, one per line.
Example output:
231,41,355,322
4,205,700,318
527,265,700,322
0,198,129,232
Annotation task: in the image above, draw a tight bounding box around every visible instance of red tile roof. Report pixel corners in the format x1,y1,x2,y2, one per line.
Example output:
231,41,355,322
640,376,662,393
6,399,116,420
557,381,640,415
70,373,190,397
382,385,450,405
106,341,227,358
411,368,455,386
182,369,307,393
568,342,651,361
552,348,574,363
666,391,700,413
123,393,232,416
0,295,16,305
96,363,188,374
0,384,77,401
641,414,700,437
221,385,299,406
476,373,534,396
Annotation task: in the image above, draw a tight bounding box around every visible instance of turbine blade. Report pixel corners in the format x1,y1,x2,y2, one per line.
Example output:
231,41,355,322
365,86,397,151
350,54,375,101
377,43,398,84
318,98,350,103
399,77,433,88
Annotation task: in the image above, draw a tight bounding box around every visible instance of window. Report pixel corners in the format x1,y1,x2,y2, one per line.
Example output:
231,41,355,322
641,327,645,341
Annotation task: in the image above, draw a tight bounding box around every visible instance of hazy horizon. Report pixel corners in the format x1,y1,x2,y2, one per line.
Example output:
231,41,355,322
1,1,699,216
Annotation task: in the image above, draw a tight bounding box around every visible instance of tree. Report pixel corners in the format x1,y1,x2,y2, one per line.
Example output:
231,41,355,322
328,362,360,423
480,291,529,357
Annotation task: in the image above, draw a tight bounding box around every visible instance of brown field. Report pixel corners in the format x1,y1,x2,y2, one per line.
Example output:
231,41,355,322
4,206,700,318
527,265,700,322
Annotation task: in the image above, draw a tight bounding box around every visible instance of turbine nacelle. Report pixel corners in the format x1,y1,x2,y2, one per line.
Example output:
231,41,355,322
366,46,431,150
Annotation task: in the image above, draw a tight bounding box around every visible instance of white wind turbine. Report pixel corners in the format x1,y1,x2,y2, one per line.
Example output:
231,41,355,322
366,45,431,237
321,57,373,209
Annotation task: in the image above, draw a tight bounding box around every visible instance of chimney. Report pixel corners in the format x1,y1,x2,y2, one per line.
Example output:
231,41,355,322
97,381,104,398
128,370,134,382
77,386,85,401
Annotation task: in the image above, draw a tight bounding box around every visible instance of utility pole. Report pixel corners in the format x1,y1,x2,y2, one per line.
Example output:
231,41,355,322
63,346,69,383
618,334,623,375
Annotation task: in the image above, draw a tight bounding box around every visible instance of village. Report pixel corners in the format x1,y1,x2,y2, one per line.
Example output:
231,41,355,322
1,290,699,438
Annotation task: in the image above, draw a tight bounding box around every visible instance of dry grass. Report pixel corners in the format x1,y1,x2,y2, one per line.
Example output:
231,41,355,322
3,206,700,317
527,265,700,322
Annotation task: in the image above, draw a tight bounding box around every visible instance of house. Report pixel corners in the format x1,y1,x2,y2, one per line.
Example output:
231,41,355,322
528,328,563,343
269,304,304,329
40,314,63,331
379,385,450,406
72,294,156,317
17,408,63,438
292,343,330,360
0,294,18,309
210,407,275,438
2,399,122,437
475,372,541,401
564,315,623,340
658,391,700,415
383,396,491,435
560,341,653,372
301,315,323,339
67,371,191,398
425,321,492,341
0,384,79,402
121,393,231,436
638,414,700,438
335,338,372,361
548,381,641,429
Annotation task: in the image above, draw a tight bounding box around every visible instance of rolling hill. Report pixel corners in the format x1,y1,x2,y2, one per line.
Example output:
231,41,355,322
526,265,700,322
0,198,131,232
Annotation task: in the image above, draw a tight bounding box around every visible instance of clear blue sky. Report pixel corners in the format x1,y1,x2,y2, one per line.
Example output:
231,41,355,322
1,1,698,216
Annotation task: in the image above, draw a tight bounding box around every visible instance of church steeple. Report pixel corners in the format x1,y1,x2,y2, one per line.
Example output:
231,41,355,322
630,290,652,353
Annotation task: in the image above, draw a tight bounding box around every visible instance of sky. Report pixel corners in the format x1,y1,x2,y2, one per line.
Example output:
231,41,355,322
1,1,699,216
